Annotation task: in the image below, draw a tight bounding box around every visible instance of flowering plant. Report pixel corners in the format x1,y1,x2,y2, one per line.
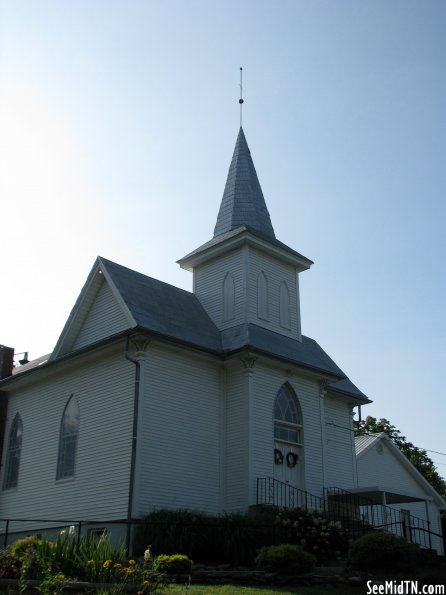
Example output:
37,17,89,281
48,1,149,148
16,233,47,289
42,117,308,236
0,547,21,579
274,507,349,561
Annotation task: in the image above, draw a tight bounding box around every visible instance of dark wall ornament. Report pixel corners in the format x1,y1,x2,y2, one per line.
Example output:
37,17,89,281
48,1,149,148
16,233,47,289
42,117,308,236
274,448,284,465
286,452,298,468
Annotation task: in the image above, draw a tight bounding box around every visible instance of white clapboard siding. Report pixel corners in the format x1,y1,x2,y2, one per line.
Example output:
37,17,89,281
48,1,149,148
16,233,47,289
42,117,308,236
194,250,245,330
324,397,356,489
135,344,222,516
0,347,134,528
357,443,444,554
72,279,130,351
193,246,302,341
358,443,433,499
224,360,249,511
248,248,300,339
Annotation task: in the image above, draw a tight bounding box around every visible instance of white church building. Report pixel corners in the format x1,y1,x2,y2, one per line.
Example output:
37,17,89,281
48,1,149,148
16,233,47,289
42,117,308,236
0,127,444,553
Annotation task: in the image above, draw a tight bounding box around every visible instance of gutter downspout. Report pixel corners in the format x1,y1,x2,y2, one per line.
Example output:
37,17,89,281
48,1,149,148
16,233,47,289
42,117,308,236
124,337,141,556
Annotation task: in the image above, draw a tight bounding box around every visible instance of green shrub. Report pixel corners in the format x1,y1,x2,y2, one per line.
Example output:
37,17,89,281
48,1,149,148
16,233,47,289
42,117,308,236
11,535,44,560
255,543,316,575
349,531,419,572
154,554,193,574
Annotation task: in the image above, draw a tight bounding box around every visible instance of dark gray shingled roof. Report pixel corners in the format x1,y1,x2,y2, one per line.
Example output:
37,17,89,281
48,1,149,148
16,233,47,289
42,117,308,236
101,258,367,401
327,377,368,400
100,257,222,352
221,324,345,377
1,256,368,402
214,127,275,240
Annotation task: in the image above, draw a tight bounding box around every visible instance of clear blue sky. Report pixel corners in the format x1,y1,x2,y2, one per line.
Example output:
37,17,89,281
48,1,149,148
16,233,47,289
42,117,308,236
1,0,445,477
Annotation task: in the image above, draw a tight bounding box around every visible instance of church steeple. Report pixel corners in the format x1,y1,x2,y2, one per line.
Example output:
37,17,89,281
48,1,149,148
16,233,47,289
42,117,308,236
214,127,275,240
178,125,312,342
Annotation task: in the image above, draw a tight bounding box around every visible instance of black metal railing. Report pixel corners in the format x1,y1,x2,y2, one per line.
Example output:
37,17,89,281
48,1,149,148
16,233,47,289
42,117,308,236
325,486,435,550
256,476,326,513
0,480,443,555
0,518,130,549
256,478,443,552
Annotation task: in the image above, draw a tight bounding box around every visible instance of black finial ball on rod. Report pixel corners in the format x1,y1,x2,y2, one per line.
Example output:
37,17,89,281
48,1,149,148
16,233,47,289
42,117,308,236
239,98,244,104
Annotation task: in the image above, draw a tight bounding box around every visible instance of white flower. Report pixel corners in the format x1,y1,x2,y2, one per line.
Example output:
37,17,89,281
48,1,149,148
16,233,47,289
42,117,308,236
68,525,75,536
144,545,152,563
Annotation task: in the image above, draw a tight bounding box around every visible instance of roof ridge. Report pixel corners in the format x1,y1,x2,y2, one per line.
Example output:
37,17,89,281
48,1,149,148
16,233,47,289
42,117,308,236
99,256,195,297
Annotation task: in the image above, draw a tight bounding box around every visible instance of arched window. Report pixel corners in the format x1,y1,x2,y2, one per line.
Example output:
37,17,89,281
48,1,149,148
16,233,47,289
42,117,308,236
279,282,291,329
222,273,235,321
274,385,303,445
257,272,268,320
56,395,80,480
3,414,23,489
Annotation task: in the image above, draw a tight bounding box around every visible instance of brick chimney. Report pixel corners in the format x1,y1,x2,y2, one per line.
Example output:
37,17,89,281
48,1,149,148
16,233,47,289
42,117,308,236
0,345,14,380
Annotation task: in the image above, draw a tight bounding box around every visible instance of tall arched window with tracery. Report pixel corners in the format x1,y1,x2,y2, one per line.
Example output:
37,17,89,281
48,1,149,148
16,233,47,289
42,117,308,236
222,273,235,322
274,384,303,445
273,384,304,489
3,413,23,489
56,395,80,480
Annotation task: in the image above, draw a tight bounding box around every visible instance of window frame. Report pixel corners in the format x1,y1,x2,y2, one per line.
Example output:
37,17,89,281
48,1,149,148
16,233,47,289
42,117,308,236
274,385,303,446
56,395,80,481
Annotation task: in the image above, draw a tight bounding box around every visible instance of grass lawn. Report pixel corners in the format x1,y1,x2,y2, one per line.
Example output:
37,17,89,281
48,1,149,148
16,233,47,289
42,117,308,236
165,584,365,595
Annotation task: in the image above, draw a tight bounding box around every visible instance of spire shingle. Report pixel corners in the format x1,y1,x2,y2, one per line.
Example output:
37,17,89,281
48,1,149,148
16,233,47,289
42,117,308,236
214,127,275,239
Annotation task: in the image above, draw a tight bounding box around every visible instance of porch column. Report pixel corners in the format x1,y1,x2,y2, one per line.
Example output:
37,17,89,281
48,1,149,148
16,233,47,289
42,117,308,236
381,491,388,529
424,500,432,550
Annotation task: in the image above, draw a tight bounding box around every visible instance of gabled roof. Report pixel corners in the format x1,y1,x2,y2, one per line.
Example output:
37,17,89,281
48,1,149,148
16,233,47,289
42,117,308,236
51,257,222,359
3,254,368,402
100,257,222,352
355,433,446,509
214,127,275,240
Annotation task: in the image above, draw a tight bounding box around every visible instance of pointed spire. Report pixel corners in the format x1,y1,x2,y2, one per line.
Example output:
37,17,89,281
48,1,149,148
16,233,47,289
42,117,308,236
214,127,275,240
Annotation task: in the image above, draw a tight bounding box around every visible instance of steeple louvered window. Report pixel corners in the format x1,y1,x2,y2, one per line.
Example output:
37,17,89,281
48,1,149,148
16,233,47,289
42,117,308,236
222,273,235,322
279,281,291,329
3,413,23,489
257,272,269,320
